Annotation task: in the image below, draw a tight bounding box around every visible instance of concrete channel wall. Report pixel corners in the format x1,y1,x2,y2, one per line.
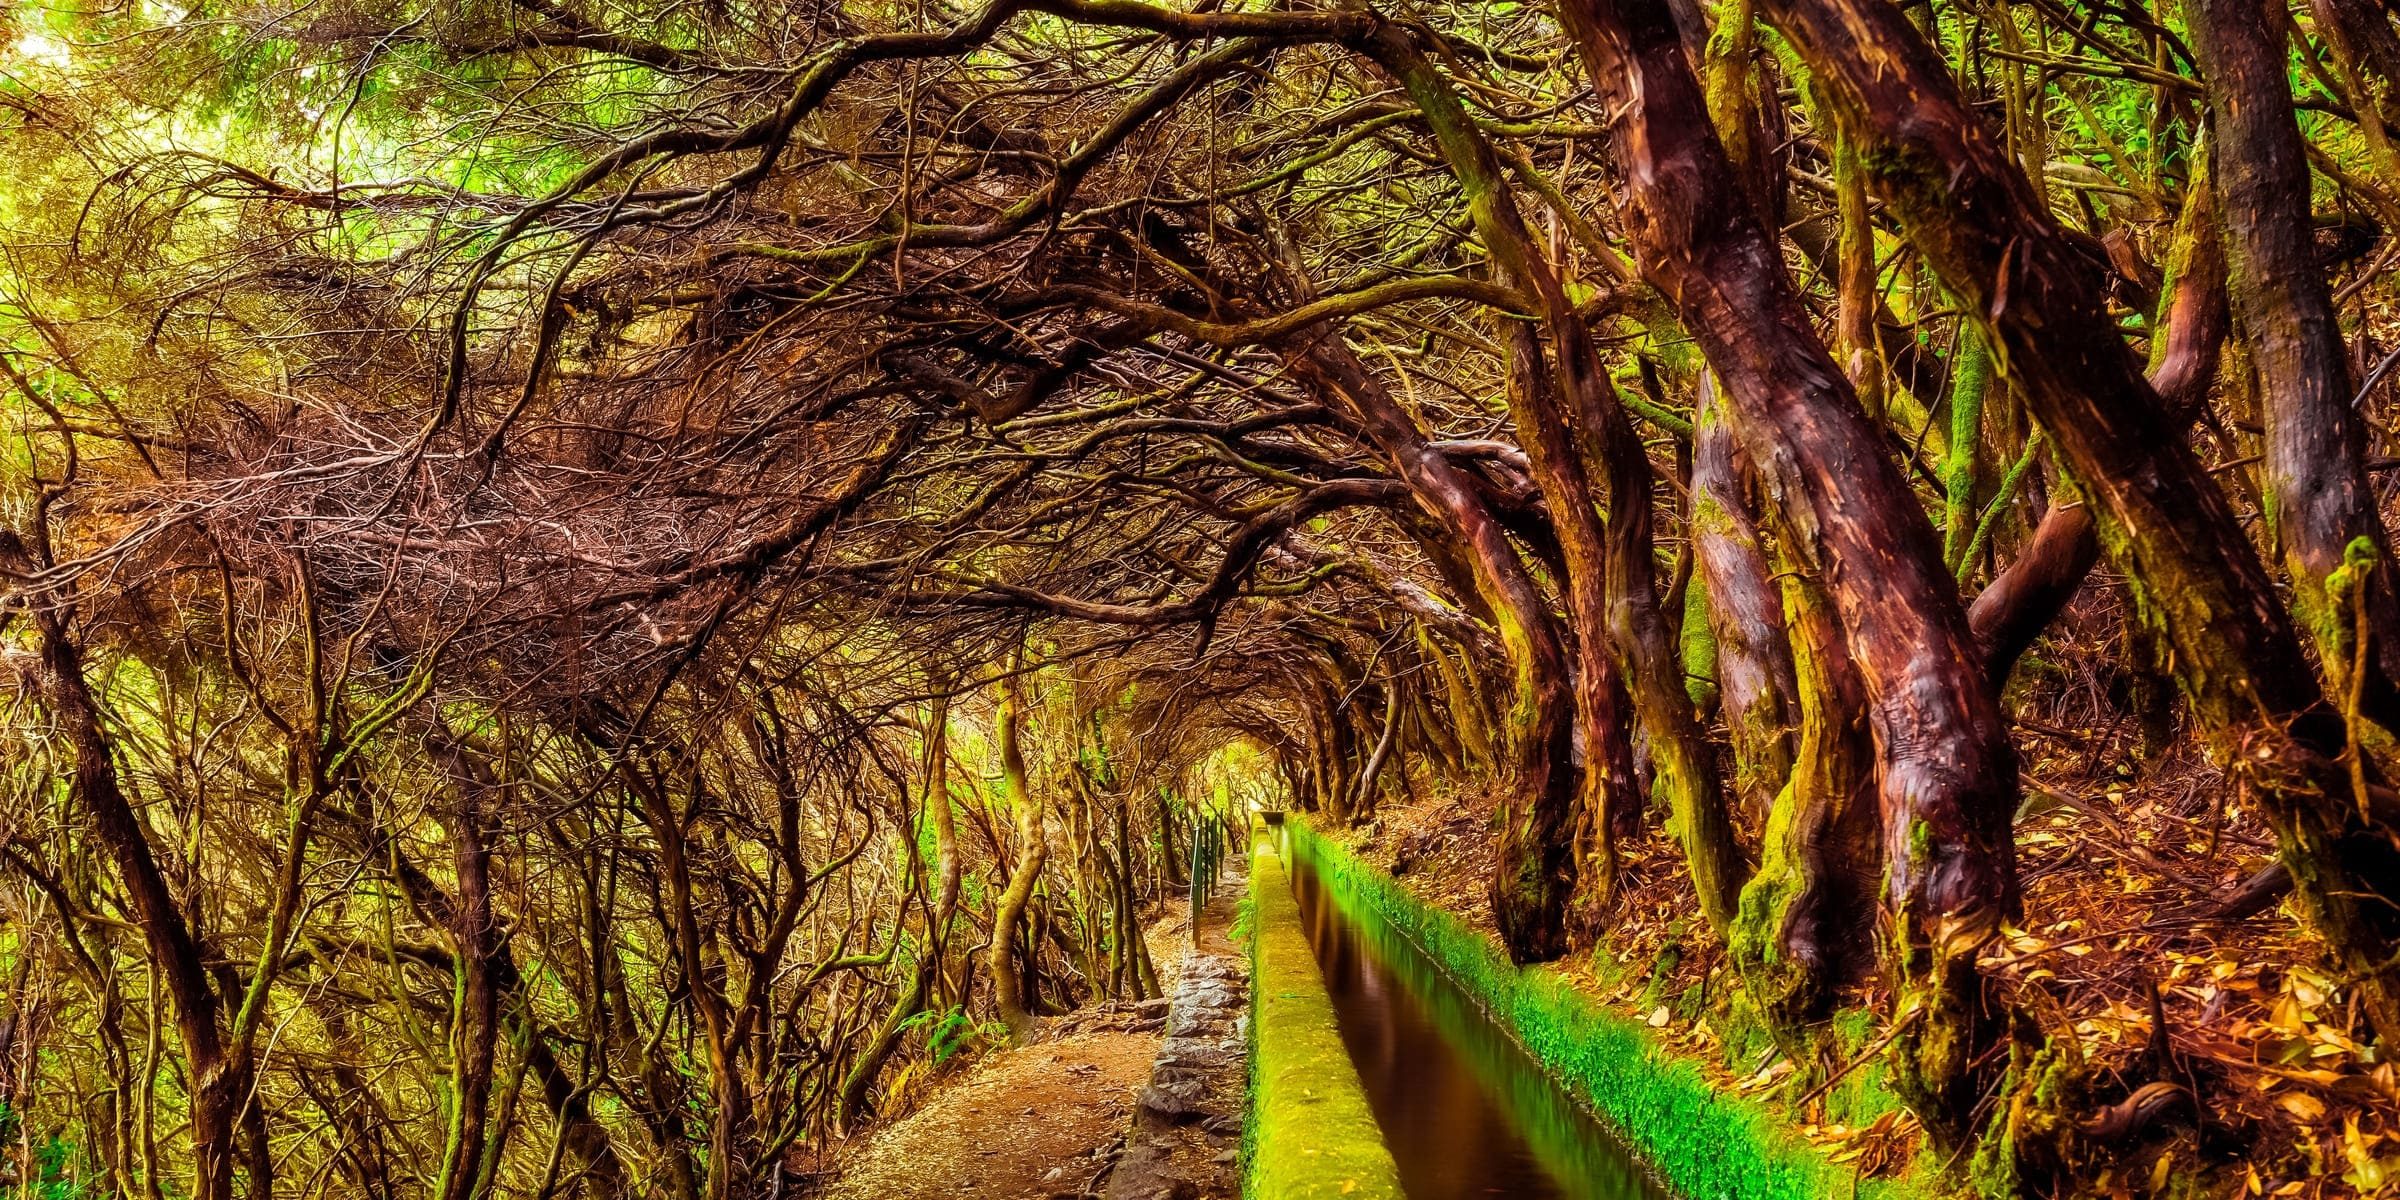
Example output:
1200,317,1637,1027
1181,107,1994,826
1245,832,1407,1200
1289,820,1933,1200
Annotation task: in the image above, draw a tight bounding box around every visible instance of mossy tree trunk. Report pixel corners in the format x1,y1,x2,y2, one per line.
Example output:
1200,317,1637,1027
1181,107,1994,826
1688,13,1802,825
1832,126,1884,424
1551,0,2021,1143
1759,0,2400,1044
1156,786,1186,888
1733,557,1880,1029
838,942,931,1131
2,532,250,1200
836,687,963,1129
1365,25,1751,945
1494,313,1656,896
2190,0,2400,731
1964,181,2228,684
1941,327,1992,579
1292,340,1594,959
1351,672,1404,819
429,732,506,1200
924,690,963,999
621,755,747,1199
1689,377,1798,820
988,667,1049,1040
1113,793,1161,998
1405,629,1473,776
2308,0,2400,160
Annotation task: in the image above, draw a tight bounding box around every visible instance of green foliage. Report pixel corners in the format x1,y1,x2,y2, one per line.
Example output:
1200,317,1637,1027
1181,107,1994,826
899,1006,1005,1066
1290,821,1932,1200
1820,1009,1907,1129
1635,919,1689,1012
3,1126,103,1200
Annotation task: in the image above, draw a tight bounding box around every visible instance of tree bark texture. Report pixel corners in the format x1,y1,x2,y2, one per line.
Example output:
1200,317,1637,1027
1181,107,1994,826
1760,0,2400,1041
0,533,246,1200
988,670,1049,1038
1292,339,1595,957
1966,179,2231,685
2190,0,2400,732
1550,0,2021,1139
1365,25,1751,948
1688,375,1799,819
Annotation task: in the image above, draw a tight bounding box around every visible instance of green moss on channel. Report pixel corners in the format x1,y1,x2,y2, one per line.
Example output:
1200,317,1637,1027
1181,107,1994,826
1246,836,1406,1200
1290,820,1934,1200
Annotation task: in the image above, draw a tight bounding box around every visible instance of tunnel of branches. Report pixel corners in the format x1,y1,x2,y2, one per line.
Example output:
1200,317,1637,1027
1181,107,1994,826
5,0,2400,1195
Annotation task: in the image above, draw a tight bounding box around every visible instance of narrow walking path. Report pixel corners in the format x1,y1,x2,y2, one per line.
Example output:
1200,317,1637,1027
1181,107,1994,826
1106,866,1249,1200
822,873,1247,1200
821,1028,1159,1200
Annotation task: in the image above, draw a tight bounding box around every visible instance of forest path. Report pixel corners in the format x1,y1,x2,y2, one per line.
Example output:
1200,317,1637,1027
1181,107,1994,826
820,1028,1160,1200
822,868,1246,1200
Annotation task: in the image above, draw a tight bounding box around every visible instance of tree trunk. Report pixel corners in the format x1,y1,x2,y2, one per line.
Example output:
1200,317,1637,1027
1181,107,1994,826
1364,26,1750,943
838,696,957,1129
433,738,504,1200
1833,125,1885,422
1941,328,1992,579
1758,0,2400,1042
1689,374,1800,819
837,954,931,1130
1734,554,1880,1027
0,533,243,1200
1351,676,1404,818
1290,341,1591,960
988,669,1050,1038
2310,0,2400,135
1157,788,1185,888
925,691,964,1003
1966,178,2229,684
524,1034,626,1200
2191,0,2400,729
1550,0,2020,1141
622,760,746,1199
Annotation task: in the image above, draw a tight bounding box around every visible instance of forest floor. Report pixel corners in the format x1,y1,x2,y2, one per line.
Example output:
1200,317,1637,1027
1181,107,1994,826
1342,736,2400,1199
819,876,1246,1200
817,1029,1158,1200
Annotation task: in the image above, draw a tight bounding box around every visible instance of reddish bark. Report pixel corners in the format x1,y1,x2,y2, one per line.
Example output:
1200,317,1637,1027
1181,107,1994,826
1494,314,1667,927
1689,376,1799,817
2191,0,2400,731
2310,0,2400,128
1363,25,1750,947
430,733,506,1200
1291,341,1596,958
1551,0,2019,1136
1,533,247,1200
1968,182,2230,684
1760,0,2400,1041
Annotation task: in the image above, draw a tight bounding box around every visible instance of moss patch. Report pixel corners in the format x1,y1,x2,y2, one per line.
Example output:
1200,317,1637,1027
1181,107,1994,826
1825,1008,1907,1128
1246,836,1406,1200
1292,820,1934,1200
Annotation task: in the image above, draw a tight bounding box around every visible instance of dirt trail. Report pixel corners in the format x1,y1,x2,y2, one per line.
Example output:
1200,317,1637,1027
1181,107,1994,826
820,1030,1159,1200
821,873,1247,1200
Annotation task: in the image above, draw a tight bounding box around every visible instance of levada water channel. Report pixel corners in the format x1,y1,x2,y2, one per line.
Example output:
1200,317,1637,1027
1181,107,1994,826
1284,843,1675,1200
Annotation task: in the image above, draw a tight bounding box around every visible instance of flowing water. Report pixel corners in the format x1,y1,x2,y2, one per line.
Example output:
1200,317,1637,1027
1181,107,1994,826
1289,858,1673,1200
